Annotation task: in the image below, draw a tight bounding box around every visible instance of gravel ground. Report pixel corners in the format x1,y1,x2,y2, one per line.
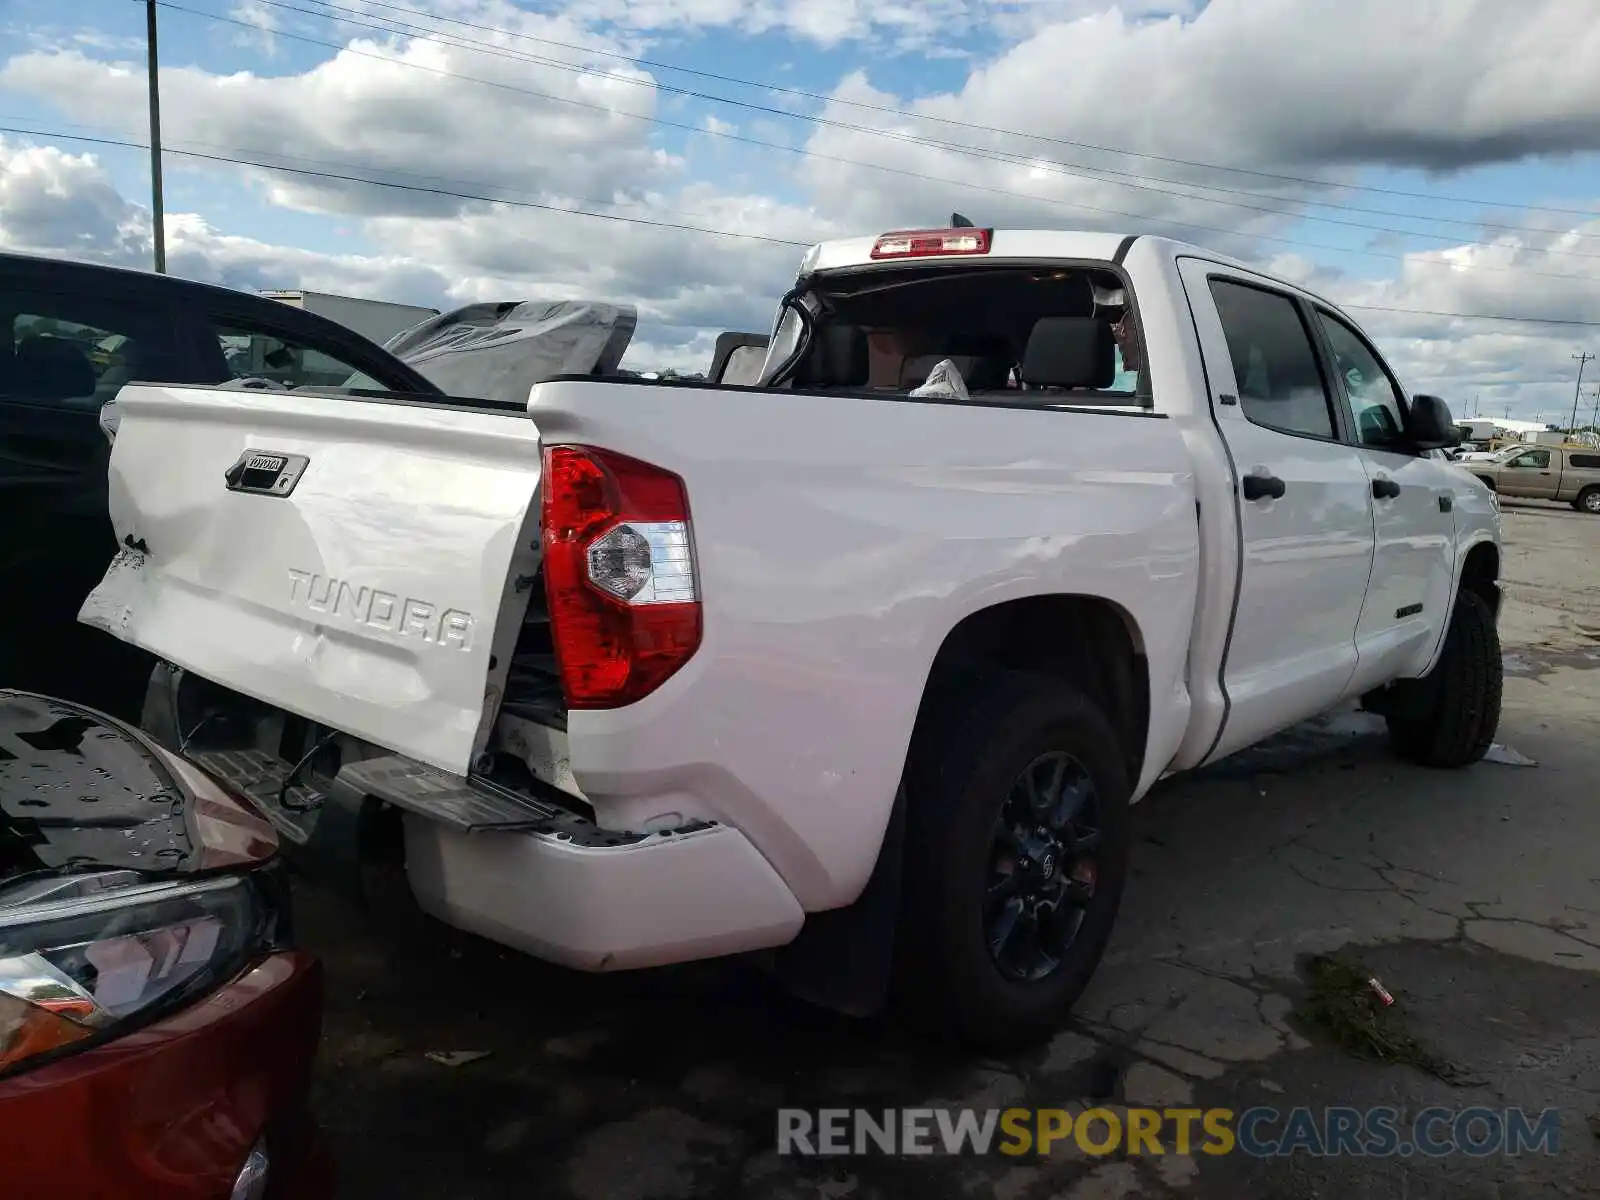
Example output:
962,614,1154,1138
299,498,1600,1199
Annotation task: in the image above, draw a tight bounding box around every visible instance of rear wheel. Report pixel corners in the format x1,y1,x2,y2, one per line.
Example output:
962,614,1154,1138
1574,486,1600,515
1385,589,1502,768
895,670,1131,1051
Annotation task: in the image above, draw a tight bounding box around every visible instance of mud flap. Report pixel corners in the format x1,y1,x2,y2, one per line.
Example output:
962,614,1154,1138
764,785,906,1018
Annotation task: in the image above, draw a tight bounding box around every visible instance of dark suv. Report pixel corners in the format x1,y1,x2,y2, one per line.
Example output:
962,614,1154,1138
0,252,442,719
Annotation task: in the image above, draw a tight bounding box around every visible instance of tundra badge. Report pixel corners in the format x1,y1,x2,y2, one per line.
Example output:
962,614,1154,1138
225,449,308,497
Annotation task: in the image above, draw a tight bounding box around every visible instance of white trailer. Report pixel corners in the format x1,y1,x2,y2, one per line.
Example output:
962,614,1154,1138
1457,418,1501,442
1525,430,1570,447
261,289,438,348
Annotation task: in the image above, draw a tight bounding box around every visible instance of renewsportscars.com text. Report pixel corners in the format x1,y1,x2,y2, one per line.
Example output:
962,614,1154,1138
777,1106,1563,1159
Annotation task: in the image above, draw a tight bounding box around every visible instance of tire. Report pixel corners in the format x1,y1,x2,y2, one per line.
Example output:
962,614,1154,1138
1575,486,1600,515
1385,589,1502,768
895,669,1132,1052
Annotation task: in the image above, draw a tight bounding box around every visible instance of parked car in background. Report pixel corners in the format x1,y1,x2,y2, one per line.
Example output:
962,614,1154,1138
0,690,329,1199
1459,443,1600,512
0,251,446,721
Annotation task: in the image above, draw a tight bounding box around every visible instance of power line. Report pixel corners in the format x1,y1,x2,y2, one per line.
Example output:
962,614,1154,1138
8,121,1600,330
159,2,1600,284
250,0,1600,262
0,124,811,246
4,114,767,228
1343,306,1600,328
291,0,1600,224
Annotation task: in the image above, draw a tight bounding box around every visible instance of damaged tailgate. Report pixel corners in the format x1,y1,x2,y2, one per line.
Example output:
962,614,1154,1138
81,383,542,776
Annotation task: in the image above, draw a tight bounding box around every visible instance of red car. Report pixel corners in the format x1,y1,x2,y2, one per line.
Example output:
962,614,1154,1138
0,691,331,1199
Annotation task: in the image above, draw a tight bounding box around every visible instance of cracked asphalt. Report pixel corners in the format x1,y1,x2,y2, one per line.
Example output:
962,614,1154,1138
301,498,1600,1199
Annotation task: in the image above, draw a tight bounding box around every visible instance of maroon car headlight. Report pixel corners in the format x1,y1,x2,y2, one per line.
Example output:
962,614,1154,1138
0,867,287,1076
0,738,290,1078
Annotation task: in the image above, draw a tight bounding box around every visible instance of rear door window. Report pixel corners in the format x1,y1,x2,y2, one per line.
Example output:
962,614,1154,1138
209,322,391,390
1,293,186,412
201,297,430,395
0,282,190,496
1207,279,1337,439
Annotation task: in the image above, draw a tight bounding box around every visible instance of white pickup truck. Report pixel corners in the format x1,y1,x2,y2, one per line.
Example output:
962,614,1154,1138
81,228,1503,1050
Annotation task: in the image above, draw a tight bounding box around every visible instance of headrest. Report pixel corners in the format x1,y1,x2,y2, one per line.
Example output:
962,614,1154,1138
795,323,868,388
1020,318,1115,389
15,335,97,401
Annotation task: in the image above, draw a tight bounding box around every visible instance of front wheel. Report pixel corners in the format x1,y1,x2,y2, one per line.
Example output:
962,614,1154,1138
1574,486,1600,515
895,670,1132,1051
1385,589,1502,768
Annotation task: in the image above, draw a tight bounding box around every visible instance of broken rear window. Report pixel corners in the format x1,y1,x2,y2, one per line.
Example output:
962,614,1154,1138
764,263,1147,405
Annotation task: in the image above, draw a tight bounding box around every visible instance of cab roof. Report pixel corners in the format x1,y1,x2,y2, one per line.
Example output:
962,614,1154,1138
796,229,1254,277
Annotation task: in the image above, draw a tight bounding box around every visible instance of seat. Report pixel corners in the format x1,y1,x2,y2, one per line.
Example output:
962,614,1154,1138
1019,317,1116,390
899,331,1017,392
14,336,97,403
793,323,869,389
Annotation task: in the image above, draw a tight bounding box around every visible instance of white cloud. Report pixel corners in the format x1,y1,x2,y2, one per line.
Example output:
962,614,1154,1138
555,0,1196,51
1,13,673,220
797,0,1600,245
1,0,1598,405
357,182,827,329
0,136,809,363
1270,226,1600,421
560,0,973,50
0,141,151,263
229,1,280,56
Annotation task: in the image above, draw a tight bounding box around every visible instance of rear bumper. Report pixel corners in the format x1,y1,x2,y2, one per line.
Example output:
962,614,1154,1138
140,664,805,971
0,951,330,1200
403,815,805,970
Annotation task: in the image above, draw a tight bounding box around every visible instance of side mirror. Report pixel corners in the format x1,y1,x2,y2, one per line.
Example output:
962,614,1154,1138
1407,394,1460,451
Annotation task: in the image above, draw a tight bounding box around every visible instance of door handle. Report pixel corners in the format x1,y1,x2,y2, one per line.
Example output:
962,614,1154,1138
1371,478,1401,500
1241,473,1286,501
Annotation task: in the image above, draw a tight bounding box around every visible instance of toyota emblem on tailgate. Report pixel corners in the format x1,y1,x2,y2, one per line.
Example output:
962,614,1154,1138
225,449,309,496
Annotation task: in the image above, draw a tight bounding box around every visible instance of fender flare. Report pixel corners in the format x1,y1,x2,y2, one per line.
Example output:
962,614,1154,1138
1416,535,1501,679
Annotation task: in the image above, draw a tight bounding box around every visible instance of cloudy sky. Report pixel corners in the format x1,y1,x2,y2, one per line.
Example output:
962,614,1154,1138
1,0,1598,419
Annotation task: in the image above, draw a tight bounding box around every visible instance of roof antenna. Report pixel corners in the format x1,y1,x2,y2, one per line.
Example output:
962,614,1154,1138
950,212,975,228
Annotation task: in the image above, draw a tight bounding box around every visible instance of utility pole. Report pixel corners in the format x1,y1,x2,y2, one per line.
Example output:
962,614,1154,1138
1588,382,1600,433
1569,351,1595,434
144,0,166,273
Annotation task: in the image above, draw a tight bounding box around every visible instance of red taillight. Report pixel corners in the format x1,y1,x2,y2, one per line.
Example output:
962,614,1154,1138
870,228,992,259
541,445,701,709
